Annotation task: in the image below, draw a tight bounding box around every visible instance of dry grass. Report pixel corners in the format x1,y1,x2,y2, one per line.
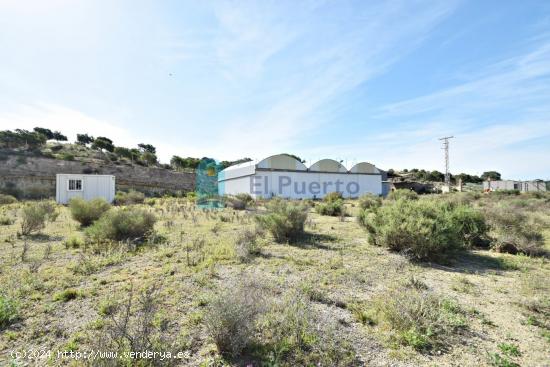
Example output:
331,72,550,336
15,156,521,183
0,193,549,366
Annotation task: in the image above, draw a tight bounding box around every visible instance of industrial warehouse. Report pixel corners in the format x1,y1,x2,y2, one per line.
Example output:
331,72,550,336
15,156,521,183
218,154,385,199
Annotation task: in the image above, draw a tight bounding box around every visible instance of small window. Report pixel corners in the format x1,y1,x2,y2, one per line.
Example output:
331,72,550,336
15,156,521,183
68,179,82,191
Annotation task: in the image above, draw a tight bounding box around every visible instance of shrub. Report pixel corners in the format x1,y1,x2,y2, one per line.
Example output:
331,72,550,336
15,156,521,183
324,191,343,202
0,294,19,329
235,228,261,262
235,193,254,205
316,200,345,216
53,289,82,302
226,197,246,210
483,205,546,256
0,215,14,226
20,202,58,235
0,194,17,205
358,194,382,210
64,235,84,249
85,208,157,242
115,190,145,205
256,199,308,243
91,284,179,364
261,290,357,366
448,204,488,247
359,199,487,261
388,189,418,201
204,279,264,357
69,197,111,226
369,284,466,351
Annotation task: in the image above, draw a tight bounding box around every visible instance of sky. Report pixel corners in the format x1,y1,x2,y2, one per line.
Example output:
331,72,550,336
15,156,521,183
0,0,549,179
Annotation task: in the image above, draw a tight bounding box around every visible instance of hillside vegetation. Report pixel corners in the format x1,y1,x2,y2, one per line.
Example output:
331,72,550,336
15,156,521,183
0,192,549,366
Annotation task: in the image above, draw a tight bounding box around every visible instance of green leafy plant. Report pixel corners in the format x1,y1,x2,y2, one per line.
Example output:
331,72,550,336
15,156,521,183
85,207,157,242
69,197,111,226
0,294,19,329
20,201,58,235
256,199,308,243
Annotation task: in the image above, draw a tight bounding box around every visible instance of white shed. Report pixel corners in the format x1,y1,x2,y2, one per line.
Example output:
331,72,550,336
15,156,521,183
218,154,383,199
55,174,116,204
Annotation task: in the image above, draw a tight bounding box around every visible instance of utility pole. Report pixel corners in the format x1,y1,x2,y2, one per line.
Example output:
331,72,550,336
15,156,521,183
439,136,454,187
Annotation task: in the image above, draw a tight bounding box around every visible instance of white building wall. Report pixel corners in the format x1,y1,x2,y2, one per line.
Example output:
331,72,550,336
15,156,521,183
56,174,116,204
219,170,382,199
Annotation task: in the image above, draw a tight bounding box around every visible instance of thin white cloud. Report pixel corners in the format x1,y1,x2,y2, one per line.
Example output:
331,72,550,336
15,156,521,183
0,103,205,163
318,39,550,179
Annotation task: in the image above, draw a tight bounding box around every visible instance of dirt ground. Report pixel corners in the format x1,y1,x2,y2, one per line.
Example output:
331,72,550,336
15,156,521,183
0,197,549,366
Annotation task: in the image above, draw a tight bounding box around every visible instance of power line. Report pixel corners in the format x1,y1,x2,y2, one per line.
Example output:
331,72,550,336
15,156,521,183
438,136,454,187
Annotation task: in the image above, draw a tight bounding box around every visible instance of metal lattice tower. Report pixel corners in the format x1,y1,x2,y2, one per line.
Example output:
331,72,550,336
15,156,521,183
438,136,454,186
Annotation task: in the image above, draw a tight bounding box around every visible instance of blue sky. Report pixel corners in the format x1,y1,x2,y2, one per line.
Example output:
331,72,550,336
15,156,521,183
1,0,549,179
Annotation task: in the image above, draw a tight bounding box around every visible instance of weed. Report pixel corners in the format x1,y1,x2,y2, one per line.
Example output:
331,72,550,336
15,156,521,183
53,289,82,302
0,294,19,329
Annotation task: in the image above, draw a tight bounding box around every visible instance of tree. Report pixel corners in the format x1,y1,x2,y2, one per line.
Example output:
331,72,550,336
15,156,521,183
76,134,94,146
428,170,445,182
481,171,501,181
283,153,305,163
33,127,54,140
141,151,158,166
52,131,67,141
91,137,114,152
0,129,46,149
138,143,156,154
219,157,253,169
114,146,133,159
170,155,186,171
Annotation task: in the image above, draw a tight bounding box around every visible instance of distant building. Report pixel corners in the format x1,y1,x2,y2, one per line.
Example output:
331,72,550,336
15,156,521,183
218,154,383,199
56,174,116,204
483,180,546,193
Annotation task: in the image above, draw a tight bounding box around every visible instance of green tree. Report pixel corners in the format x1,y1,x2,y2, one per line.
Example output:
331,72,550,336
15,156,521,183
141,151,157,166
283,153,305,163
138,143,156,154
33,127,54,139
52,131,67,141
114,146,133,159
481,171,501,181
91,137,114,152
76,134,94,145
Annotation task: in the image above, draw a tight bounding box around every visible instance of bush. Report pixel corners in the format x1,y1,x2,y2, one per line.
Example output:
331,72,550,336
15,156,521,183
64,235,84,249
85,208,157,242
358,194,382,210
115,190,145,205
69,197,111,226
235,228,262,262
235,193,254,205
261,290,357,366
369,283,466,351
53,289,82,302
204,279,264,357
0,194,17,205
0,294,19,329
256,199,308,243
316,200,345,216
388,189,419,201
20,201,58,235
324,191,343,202
359,199,487,261
0,215,14,225
484,206,546,256
225,197,246,210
